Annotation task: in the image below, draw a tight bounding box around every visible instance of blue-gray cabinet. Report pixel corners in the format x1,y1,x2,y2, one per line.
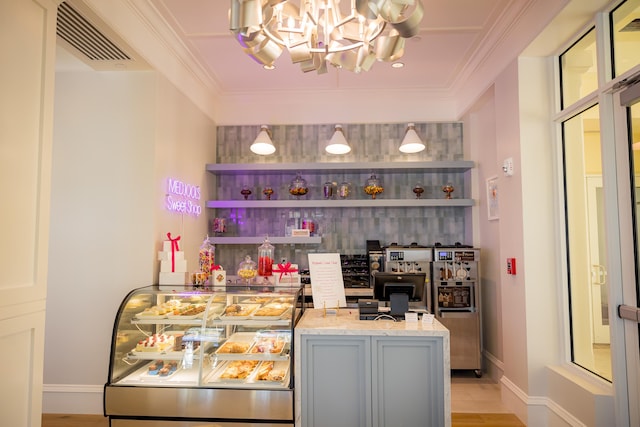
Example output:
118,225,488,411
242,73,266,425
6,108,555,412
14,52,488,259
300,334,447,427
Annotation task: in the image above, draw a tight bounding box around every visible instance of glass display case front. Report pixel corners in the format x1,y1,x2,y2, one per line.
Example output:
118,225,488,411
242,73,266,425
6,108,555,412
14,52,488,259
104,285,304,426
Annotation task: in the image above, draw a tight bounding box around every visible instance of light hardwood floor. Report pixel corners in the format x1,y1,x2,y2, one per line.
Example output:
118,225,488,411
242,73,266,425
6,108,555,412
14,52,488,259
42,413,525,426
42,371,525,427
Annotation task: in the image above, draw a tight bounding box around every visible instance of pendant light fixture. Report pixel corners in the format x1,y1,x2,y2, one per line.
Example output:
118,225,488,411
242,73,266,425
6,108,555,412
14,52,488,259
399,123,425,153
250,125,276,155
325,125,351,155
229,0,424,74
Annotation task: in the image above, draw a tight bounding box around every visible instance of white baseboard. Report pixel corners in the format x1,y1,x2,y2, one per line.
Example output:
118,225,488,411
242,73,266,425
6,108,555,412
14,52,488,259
42,384,104,415
484,352,591,427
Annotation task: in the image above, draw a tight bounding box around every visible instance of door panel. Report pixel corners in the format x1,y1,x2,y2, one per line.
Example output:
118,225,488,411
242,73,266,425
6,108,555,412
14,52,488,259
0,0,57,426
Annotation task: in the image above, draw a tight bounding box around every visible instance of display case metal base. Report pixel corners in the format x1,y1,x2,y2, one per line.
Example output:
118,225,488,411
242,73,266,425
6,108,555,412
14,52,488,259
105,386,294,425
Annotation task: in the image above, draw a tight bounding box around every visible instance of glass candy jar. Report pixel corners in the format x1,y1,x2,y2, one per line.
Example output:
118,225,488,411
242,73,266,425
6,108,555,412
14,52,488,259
364,173,384,199
338,181,351,199
198,236,215,280
413,183,424,199
240,185,252,200
257,237,274,276
237,255,257,285
289,173,308,199
263,185,274,200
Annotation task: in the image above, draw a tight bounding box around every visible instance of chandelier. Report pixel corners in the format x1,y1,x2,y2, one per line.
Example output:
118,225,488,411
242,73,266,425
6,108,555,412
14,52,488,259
230,0,424,74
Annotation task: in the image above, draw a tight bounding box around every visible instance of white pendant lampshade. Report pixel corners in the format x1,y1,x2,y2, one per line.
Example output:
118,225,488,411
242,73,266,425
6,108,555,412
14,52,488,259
250,125,276,155
399,123,426,153
325,125,351,154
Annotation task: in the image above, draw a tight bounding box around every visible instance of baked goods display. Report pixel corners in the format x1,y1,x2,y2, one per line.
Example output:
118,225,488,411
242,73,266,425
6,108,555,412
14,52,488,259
255,361,288,382
217,341,251,354
222,303,258,317
135,334,175,352
249,336,286,354
147,360,178,377
241,296,272,304
135,300,183,318
118,290,299,389
252,302,291,318
219,360,259,380
167,303,205,318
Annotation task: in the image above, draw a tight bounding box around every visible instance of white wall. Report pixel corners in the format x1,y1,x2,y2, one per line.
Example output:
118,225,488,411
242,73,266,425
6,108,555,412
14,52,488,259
44,69,215,413
463,88,504,379
463,52,617,426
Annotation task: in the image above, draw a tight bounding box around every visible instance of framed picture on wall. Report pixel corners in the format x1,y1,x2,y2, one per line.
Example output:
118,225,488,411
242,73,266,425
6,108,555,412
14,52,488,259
487,176,499,220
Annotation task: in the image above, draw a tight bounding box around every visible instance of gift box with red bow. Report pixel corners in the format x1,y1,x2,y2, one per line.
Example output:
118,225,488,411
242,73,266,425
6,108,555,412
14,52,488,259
272,262,300,286
158,233,188,285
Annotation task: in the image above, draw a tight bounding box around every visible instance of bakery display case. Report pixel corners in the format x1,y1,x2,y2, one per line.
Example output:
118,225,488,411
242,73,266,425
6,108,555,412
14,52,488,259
104,285,304,427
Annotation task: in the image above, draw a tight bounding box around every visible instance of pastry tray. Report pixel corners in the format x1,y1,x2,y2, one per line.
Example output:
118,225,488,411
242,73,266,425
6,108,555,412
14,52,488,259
214,332,256,355
206,360,289,386
207,360,260,383
249,303,292,320
220,303,260,319
240,296,273,304
166,304,207,319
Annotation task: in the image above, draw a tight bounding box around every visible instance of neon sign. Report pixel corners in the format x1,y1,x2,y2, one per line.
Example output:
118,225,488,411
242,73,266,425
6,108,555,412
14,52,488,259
166,178,202,217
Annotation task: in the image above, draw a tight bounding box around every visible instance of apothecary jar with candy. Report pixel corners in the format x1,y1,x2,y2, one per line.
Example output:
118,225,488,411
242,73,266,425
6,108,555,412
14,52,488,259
257,237,274,277
288,172,308,199
237,255,257,285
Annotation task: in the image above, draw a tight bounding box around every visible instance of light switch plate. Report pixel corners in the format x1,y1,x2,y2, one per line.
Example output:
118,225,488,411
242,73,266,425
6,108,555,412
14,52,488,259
503,158,514,176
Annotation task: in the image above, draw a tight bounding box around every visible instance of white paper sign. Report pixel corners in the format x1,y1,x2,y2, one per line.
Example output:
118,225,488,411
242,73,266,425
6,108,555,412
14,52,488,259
308,253,347,309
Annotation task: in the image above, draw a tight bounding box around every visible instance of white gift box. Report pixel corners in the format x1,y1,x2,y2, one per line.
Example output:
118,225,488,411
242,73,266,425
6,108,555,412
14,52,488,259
159,271,188,285
160,259,187,273
272,263,301,286
158,250,184,261
211,270,226,287
162,240,182,252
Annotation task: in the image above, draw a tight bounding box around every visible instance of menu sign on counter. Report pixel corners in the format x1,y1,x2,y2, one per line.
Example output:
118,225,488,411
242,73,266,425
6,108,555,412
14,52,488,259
308,253,347,309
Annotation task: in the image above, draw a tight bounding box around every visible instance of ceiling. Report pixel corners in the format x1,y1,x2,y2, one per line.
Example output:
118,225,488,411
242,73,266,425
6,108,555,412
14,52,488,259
56,0,602,122
150,0,518,94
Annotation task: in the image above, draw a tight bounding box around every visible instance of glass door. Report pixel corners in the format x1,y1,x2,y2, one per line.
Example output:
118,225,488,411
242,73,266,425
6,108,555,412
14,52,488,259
612,77,640,427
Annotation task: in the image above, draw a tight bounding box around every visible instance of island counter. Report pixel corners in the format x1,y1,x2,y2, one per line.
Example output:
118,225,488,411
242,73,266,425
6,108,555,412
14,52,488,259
294,309,451,427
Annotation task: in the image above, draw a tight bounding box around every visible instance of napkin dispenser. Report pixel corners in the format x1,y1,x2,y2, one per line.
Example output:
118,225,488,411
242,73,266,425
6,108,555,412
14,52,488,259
359,299,379,320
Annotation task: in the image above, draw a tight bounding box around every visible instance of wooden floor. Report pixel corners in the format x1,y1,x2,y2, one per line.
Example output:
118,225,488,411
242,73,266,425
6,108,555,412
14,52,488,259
42,413,525,427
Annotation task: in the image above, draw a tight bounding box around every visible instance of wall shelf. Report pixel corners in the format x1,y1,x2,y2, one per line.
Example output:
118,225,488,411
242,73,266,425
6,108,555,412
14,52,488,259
209,236,321,245
206,199,474,209
206,160,474,175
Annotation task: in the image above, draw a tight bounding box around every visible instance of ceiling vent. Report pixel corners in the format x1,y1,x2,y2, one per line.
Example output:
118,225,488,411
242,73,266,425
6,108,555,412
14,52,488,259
56,1,148,70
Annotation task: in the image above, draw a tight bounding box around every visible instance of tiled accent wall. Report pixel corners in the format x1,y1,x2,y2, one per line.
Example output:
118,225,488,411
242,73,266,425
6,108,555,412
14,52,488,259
211,122,467,270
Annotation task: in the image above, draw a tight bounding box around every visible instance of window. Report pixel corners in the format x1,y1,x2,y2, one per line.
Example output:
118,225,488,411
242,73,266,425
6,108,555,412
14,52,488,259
560,28,598,109
611,0,640,77
562,105,612,381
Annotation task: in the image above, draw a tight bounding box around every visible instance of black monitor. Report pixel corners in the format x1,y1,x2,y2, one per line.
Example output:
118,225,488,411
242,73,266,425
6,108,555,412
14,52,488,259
373,272,427,310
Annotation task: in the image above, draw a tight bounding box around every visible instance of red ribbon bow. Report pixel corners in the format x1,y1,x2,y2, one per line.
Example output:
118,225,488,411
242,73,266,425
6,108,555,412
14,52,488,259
167,232,181,272
272,262,298,280
212,265,222,271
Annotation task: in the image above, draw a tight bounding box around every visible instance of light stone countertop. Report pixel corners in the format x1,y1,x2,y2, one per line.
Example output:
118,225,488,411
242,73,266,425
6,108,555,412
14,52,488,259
295,307,450,337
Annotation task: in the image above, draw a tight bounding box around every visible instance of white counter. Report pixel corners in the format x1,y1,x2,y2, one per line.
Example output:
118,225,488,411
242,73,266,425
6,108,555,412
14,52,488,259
294,309,451,427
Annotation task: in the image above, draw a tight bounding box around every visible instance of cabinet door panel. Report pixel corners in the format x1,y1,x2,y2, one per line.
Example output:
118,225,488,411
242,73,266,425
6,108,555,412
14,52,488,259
301,336,371,427
372,337,445,427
